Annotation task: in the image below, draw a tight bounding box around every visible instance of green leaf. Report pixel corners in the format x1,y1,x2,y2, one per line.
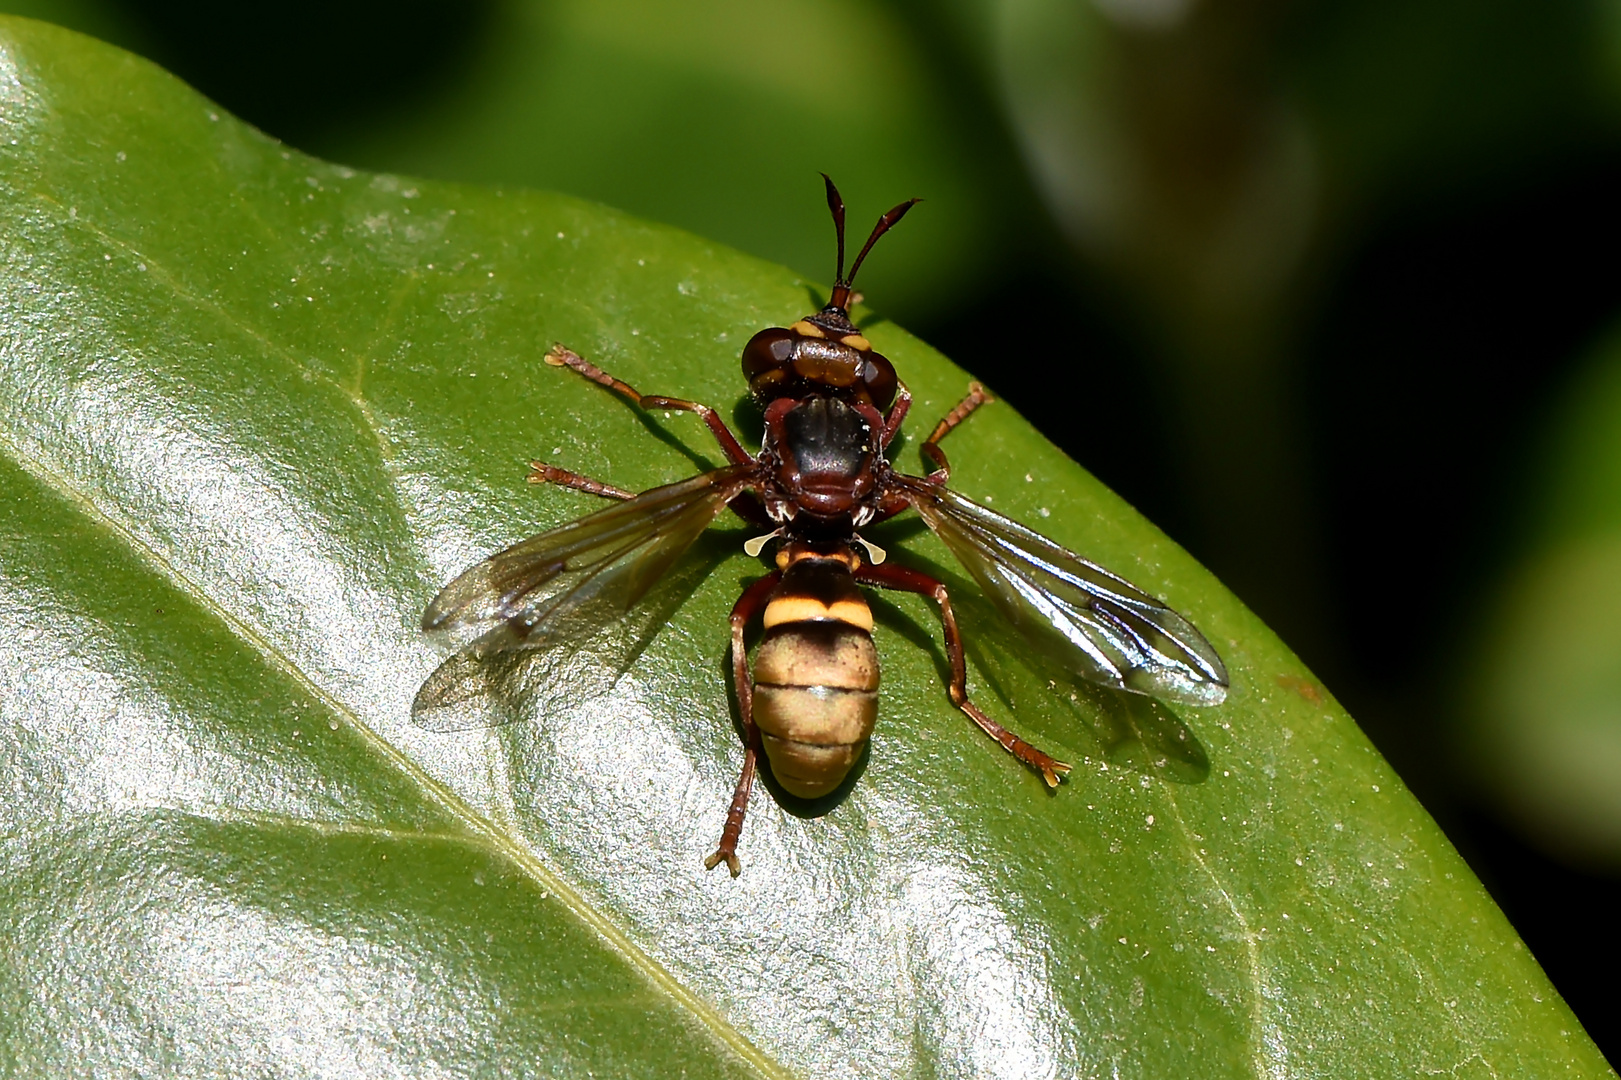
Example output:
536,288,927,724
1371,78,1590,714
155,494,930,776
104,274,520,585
0,18,1609,1078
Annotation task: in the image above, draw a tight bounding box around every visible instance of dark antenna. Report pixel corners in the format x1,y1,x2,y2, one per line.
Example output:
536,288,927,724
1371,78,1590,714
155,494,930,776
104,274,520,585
821,173,846,286
820,175,919,313
847,198,919,290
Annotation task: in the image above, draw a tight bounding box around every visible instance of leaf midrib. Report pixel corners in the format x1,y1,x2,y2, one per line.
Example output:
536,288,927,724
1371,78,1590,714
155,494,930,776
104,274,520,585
0,422,788,1080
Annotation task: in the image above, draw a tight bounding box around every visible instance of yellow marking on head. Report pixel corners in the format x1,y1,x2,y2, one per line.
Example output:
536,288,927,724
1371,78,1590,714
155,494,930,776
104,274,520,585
790,320,826,338
763,595,874,632
839,334,871,351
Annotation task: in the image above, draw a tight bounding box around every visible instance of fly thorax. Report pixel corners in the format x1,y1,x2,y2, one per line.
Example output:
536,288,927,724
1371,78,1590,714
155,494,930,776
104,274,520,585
784,396,872,477
771,396,877,517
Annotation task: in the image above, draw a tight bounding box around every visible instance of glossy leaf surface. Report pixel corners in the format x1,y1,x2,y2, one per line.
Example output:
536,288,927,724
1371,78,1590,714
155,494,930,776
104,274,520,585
0,19,1610,1079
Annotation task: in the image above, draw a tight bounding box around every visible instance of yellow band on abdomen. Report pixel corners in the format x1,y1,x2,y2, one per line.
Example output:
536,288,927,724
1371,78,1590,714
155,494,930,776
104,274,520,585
762,594,874,632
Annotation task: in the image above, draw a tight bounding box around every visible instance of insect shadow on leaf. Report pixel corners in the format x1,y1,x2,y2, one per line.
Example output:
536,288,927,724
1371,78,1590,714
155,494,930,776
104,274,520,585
728,394,765,453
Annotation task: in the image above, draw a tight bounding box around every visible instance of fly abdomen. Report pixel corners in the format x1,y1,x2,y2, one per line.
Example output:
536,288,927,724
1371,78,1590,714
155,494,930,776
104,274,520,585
753,557,879,799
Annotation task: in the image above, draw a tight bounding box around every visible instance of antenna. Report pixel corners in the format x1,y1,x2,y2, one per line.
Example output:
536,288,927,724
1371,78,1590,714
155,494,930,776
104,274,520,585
819,175,918,313
845,198,919,298
821,173,846,285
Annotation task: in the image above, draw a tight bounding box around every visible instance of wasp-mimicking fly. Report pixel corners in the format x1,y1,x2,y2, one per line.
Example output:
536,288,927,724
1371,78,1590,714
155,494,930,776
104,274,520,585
416,176,1229,875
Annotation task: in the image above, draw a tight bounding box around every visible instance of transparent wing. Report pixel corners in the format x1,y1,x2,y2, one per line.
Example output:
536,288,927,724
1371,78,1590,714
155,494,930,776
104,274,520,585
899,476,1228,706
414,465,754,728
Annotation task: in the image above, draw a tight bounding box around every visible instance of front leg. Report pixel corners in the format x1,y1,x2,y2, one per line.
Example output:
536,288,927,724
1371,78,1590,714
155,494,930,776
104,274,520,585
880,381,912,449
920,382,993,483
545,344,755,467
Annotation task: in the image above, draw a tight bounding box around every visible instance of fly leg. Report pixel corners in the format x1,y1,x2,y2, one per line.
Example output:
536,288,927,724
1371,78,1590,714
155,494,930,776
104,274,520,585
920,381,993,483
706,570,783,876
855,560,1071,787
879,381,912,448
545,344,755,466
528,456,772,526
526,461,636,501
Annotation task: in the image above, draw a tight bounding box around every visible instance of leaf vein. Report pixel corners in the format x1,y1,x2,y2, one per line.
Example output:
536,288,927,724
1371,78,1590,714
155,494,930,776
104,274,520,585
0,426,788,1080
1159,782,1287,1080
28,190,397,461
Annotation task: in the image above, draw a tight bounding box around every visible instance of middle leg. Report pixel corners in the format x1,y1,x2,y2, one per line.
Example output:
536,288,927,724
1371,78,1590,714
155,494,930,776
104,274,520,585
527,461,636,501
855,560,1070,787
529,458,773,527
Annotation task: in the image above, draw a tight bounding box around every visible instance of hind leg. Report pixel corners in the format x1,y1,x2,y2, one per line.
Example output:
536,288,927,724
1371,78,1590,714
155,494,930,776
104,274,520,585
855,560,1070,787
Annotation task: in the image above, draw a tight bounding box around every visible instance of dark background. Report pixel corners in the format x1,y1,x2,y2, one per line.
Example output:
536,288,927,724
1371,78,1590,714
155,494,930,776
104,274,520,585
9,0,1617,1060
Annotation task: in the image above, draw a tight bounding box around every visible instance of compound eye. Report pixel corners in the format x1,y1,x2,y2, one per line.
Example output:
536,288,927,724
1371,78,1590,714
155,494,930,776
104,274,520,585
862,351,898,410
741,326,797,382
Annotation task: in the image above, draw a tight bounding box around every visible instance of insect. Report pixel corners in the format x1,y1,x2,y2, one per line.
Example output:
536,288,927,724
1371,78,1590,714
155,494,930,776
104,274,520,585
416,176,1228,875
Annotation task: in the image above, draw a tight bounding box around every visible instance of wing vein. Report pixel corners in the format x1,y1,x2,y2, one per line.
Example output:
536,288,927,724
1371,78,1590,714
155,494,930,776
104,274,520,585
897,475,1228,706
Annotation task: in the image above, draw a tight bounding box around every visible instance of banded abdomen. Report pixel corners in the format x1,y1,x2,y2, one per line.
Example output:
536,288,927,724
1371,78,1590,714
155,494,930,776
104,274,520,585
753,556,879,799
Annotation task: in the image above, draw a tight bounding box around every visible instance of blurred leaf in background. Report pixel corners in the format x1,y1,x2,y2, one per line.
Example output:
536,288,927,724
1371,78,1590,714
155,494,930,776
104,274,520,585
906,0,1618,656
1468,327,1621,869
